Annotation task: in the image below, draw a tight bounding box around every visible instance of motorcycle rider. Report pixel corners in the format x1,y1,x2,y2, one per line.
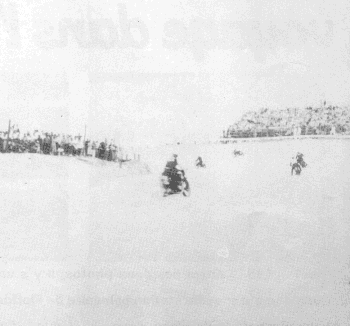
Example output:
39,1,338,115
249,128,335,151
233,149,243,156
162,154,185,192
195,156,204,167
290,155,302,175
296,152,306,166
164,154,178,170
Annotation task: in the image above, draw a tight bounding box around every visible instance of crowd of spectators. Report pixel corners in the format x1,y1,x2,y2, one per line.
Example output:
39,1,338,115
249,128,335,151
225,104,350,138
0,127,130,162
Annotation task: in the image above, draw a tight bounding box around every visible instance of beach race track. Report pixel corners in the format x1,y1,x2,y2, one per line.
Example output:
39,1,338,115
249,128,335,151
1,139,350,325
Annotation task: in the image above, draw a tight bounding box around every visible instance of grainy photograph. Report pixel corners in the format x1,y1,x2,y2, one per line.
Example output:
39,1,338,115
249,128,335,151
1,0,350,325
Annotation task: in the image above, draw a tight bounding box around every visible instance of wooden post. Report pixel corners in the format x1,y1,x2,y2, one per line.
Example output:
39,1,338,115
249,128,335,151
83,125,87,156
5,119,11,152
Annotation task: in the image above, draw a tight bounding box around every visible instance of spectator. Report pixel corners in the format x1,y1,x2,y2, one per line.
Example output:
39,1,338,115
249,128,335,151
91,141,97,158
330,124,336,135
38,135,43,154
97,142,106,159
84,140,90,156
42,134,51,155
226,104,350,138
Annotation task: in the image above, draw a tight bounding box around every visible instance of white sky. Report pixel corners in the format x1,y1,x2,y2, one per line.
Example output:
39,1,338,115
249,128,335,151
0,0,350,146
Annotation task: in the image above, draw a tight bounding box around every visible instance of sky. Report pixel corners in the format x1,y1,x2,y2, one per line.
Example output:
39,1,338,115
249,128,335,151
0,0,350,146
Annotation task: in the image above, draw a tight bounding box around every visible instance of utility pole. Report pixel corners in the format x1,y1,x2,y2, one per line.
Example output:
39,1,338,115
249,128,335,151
83,124,87,156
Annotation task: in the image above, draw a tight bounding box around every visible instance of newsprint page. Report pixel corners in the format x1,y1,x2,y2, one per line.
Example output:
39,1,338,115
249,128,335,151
1,1,350,325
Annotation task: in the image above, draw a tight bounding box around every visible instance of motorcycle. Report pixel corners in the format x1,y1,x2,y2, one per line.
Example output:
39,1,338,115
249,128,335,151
161,169,191,197
291,162,302,175
233,150,244,157
196,162,206,168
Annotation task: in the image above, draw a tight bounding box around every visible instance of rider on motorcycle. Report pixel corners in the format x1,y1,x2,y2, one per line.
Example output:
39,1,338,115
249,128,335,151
290,156,301,175
196,156,204,167
162,154,185,191
296,152,307,168
296,152,304,164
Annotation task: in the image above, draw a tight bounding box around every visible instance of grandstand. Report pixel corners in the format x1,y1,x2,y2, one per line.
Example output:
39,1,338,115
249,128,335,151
223,104,350,139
